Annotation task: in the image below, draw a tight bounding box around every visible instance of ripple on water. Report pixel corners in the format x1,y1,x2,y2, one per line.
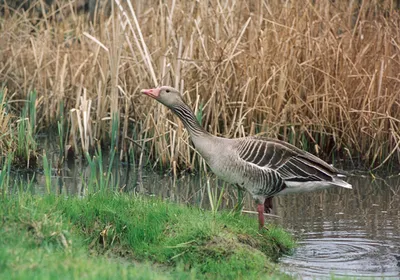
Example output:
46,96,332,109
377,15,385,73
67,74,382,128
277,176,400,279
280,237,400,279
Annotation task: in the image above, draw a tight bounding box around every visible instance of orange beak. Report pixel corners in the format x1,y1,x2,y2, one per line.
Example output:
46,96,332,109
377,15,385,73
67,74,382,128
141,87,161,99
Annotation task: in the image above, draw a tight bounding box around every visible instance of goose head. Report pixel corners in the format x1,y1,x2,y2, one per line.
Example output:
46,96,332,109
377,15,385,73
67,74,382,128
141,86,184,109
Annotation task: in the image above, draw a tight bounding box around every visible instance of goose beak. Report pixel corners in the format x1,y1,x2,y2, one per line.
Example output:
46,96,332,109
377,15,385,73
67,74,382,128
141,87,161,99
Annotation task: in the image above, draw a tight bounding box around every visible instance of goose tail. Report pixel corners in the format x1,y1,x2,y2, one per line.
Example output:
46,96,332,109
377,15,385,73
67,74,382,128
332,177,352,189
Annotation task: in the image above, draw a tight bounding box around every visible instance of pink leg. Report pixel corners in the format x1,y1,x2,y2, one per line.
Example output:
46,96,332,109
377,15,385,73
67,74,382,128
257,204,265,230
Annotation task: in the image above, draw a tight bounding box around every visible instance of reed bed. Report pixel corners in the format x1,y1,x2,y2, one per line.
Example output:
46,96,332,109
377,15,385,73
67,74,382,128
0,0,399,171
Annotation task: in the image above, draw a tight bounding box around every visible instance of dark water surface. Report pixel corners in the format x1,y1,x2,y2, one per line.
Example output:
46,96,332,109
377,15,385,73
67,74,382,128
16,157,400,279
275,175,400,279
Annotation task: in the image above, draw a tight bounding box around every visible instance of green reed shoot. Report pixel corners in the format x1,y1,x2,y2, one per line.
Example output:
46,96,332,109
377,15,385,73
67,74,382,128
128,145,137,189
232,186,244,216
16,115,26,157
0,153,12,197
83,145,119,193
42,150,51,194
207,178,225,216
85,152,98,193
288,127,295,146
57,121,64,162
15,92,37,164
110,113,119,152
16,116,36,162
106,114,119,190
301,133,309,152
57,100,65,163
96,147,105,191
196,102,203,124
25,172,36,194
28,90,37,134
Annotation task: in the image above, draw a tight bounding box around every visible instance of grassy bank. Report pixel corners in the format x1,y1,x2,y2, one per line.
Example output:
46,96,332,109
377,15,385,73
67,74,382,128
0,192,295,279
0,0,399,171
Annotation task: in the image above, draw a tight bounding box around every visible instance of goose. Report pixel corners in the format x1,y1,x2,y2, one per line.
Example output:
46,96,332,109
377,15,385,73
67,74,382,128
141,86,352,229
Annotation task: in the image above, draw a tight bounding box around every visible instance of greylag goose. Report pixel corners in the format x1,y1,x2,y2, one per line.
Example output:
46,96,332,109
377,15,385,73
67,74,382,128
142,86,352,229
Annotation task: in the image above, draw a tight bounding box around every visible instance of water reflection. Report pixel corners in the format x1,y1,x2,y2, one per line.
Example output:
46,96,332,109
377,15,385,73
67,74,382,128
275,176,400,279
12,160,400,278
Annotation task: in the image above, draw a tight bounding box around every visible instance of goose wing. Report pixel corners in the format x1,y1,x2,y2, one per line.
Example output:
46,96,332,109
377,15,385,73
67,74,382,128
236,137,341,183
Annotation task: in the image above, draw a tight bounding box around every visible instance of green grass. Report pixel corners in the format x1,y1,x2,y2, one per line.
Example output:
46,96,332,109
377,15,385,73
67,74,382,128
0,192,295,280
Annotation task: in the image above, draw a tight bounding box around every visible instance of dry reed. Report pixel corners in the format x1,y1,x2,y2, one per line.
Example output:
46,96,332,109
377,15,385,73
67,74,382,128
0,88,14,155
0,0,399,170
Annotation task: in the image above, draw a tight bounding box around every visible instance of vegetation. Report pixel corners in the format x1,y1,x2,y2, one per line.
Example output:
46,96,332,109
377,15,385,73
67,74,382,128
0,0,399,171
2,2,397,278
0,146,294,278
0,190,295,279
0,144,295,279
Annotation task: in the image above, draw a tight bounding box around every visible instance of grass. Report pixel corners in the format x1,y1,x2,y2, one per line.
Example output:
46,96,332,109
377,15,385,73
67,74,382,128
0,146,295,279
0,192,295,279
0,0,399,171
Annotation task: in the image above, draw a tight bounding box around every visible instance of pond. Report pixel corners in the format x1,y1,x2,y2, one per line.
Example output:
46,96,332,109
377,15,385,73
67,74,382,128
13,156,400,279
276,175,400,279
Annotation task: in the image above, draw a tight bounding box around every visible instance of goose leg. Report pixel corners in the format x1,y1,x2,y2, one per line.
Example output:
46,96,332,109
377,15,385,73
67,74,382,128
264,197,273,213
257,203,265,230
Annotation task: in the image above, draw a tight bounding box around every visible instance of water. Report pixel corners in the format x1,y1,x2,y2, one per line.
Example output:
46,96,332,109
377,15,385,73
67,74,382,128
275,175,400,279
12,157,400,279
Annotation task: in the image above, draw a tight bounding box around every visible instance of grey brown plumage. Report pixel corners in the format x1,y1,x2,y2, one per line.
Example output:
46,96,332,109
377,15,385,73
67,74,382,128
142,86,352,229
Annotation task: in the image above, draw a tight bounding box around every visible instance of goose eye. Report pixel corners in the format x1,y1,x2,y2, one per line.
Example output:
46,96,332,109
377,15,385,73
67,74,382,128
166,89,170,93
